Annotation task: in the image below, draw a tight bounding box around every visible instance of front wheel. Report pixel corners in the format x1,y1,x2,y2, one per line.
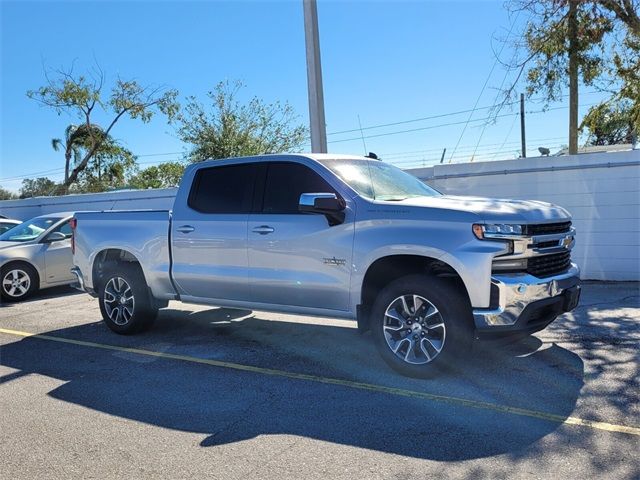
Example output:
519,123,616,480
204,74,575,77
98,263,158,334
371,274,472,378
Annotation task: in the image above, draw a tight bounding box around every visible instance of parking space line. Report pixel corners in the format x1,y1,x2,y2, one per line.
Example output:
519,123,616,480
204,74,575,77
1,326,639,437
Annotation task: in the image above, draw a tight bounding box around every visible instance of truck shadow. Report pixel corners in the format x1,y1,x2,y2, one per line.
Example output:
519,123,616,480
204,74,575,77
0,307,586,461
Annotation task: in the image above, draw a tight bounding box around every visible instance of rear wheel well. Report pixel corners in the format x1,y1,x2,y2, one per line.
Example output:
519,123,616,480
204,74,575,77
92,249,143,291
359,255,471,332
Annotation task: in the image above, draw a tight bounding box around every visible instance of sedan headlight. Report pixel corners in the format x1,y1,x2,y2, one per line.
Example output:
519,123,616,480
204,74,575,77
473,223,524,239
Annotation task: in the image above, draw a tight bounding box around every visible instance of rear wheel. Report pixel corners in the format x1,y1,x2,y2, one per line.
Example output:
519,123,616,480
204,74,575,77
1,263,38,302
98,263,157,334
371,274,472,378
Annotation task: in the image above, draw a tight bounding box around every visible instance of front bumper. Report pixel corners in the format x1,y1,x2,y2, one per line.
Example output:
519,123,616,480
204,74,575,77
473,263,580,336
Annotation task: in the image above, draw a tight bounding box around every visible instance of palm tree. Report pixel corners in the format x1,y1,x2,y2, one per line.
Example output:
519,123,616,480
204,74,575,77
51,124,109,193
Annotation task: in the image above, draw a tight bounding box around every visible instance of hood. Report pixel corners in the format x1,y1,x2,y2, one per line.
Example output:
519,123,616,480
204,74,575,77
391,195,571,224
0,241,29,251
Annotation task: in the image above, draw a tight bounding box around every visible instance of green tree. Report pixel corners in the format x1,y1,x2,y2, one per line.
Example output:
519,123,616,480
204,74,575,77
128,161,186,189
500,1,640,151
20,178,59,198
73,142,138,193
28,65,179,190
175,80,307,162
0,186,17,200
580,100,637,145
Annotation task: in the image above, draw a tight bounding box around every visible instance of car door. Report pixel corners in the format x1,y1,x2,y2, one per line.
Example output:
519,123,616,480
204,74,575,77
248,161,355,311
43,220,74,284
170,162,257,301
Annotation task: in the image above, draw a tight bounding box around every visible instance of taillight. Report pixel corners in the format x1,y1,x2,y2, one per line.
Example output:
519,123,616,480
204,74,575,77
70,218,77,254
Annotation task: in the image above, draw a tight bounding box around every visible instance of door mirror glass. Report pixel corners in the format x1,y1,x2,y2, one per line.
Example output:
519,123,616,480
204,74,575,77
44,231,67,243
299,193,346,226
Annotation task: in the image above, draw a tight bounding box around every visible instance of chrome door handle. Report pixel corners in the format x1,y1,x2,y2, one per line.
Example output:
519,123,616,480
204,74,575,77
252,225,275,235
176,225,195,234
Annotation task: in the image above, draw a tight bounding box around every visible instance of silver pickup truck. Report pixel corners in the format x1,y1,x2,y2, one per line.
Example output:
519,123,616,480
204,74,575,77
71,154,581,377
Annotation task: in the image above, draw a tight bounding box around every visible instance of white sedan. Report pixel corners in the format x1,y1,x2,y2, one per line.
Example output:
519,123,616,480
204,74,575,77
0,212,74,301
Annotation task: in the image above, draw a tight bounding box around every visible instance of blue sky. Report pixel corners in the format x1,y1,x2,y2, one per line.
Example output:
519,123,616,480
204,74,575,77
1,0,605,192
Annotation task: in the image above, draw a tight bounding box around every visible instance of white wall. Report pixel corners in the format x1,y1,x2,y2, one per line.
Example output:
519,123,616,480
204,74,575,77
0,188,177,221
407,149,640,281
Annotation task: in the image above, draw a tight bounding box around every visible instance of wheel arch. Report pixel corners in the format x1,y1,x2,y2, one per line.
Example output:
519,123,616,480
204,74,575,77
91,248,145,291
1,259,42,288
357,254,472,332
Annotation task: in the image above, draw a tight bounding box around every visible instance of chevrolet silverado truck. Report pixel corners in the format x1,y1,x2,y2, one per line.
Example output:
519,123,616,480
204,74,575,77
71,154,581,377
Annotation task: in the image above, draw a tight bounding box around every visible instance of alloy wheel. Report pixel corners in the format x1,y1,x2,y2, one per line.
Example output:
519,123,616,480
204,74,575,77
382,294,446,365
2,269,31,298
103,277,135,325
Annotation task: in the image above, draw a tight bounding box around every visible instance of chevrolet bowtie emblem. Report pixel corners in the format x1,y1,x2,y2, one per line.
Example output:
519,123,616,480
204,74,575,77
562,235,573,248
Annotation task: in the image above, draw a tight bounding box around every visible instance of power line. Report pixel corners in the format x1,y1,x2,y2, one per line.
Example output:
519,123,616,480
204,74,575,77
136,151,183,158
323,91,601,139
387,141,568,168
491,113,520,161
447,11,521,162
381,136,566,159
327,103,597,145
0,157,185,183
470,23,526,161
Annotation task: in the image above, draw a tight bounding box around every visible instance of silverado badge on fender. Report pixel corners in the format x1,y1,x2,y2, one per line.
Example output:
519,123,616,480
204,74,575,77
323,257,346,266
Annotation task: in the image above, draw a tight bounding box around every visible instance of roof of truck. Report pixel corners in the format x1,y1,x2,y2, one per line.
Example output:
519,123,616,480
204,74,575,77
197,153,371,166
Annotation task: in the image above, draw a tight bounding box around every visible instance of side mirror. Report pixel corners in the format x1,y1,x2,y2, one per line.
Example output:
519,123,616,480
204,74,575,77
44,231,67,243
299,193,346,226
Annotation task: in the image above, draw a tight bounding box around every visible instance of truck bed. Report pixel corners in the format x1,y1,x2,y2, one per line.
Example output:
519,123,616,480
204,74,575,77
73,210,176,299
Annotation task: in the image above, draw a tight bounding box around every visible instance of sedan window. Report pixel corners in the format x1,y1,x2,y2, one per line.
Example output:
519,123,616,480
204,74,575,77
0,217,63,242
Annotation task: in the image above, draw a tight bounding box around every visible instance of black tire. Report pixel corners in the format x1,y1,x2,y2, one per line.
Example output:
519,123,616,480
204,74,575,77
98,263,158,334
371,274,473,378
1,262,38,302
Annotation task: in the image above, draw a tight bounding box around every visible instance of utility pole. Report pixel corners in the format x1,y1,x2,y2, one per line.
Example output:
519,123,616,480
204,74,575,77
568,0,578,155
303,0,327,153
520,93,526,158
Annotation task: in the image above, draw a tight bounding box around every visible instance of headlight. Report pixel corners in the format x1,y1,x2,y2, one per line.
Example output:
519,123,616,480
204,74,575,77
473,223,524,239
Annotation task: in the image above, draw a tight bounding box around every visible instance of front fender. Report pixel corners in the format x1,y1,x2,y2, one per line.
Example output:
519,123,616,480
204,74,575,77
350,221,507,313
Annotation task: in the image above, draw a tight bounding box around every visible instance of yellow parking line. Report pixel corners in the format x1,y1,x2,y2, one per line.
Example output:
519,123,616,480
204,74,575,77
1,326,639,436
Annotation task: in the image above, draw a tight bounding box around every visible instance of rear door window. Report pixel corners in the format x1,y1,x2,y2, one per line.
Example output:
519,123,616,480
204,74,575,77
188,163,257,214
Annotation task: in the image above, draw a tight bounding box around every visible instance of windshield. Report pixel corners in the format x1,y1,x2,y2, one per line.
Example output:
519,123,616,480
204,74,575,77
0,216,62,243
320,159,440,201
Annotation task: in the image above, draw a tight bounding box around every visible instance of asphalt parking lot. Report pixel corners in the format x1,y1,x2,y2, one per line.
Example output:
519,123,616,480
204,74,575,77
1,282,639,479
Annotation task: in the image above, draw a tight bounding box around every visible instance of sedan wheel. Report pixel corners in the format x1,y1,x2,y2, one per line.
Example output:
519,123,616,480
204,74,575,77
2,268,32,300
